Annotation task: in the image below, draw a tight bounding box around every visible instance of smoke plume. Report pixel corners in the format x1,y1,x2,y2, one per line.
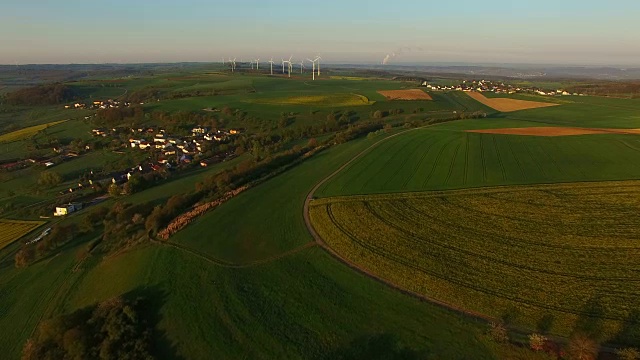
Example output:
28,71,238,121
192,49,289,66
382,47,422,65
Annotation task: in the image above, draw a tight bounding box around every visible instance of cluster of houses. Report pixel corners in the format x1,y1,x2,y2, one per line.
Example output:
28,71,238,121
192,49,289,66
65,99,132,110
421,80,584,97
125,126,240,160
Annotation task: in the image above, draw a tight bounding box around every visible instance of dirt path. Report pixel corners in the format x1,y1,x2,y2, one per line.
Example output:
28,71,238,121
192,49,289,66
151,238,317,269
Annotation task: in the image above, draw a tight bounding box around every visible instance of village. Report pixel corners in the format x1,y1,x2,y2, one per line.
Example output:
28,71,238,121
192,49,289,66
421,79,584,96
64,98,132,110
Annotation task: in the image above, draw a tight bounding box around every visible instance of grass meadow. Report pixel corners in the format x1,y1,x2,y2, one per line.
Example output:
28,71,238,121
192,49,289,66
317,121,640,197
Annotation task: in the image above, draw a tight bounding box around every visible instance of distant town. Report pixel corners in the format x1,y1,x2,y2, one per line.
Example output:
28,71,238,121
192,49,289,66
421,79,585,96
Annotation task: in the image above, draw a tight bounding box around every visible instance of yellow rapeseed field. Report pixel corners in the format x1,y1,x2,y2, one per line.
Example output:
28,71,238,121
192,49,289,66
251,93,372,107
310,180,640,337
0,120,67,143
0,219,45,250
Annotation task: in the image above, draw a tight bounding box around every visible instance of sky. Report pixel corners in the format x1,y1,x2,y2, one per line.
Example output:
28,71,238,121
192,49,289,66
1,0,640,66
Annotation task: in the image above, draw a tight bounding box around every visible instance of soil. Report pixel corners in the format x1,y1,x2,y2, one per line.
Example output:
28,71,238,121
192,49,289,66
378,89,433,101
466,91,558,112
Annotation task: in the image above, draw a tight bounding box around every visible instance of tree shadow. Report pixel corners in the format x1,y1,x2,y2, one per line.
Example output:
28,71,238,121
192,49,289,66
572,296,605,341
124,284,185,360
323,333,429,360
612,310,640,347
536,313,555,334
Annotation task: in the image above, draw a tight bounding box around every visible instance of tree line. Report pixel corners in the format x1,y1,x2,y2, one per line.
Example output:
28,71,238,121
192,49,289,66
22,296,155,360
3,83,78,106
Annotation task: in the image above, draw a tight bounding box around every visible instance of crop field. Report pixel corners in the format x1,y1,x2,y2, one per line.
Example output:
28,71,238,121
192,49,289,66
0,120,67,143
497,95,640,129
467,126,640,136
317,125,640,196
247,93,372,107
377,89,433,101
466,91,559,112
310,181,640,337
170,136,379,264
0,135,536,360
0,219,44,250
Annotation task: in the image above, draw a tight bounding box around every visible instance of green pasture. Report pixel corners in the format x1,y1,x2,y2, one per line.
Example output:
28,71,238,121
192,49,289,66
170,137,377,264
317,124,640,197
0,134,550,360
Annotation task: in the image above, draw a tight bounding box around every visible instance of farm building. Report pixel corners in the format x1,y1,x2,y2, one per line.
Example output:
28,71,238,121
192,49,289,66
54,203,83,217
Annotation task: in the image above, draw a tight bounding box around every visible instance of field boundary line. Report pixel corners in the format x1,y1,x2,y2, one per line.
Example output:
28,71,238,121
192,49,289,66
150,238,317,268
302,124,640,350
303,123,502,323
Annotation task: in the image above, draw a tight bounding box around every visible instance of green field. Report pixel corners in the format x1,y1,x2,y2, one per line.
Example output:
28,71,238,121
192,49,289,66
4,66,640,358
317,123,640,197
0,135,544,360
309,181,640,339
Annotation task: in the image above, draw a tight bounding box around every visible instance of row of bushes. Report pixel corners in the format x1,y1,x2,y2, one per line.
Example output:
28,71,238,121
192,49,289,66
22,296,154,360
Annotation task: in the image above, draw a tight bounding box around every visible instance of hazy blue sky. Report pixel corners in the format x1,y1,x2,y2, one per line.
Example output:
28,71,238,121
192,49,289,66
1,0,639,65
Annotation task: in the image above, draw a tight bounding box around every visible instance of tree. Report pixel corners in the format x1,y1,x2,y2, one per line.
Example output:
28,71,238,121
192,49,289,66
307,138,318,148
529,333,547,351
108,184,120,197
62,328,88,360
617,348,640,360
145,206,165,234
567,334,598,360
488,321,509,343
38,171,62,187
383,123,393,133
373,110,384,119
15,245,36,268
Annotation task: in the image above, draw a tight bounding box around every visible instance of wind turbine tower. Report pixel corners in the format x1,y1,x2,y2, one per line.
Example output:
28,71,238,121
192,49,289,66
254,58,260,70
229,58,237,73
300,60,305,74
307,58,320,80
282,56,293,78
315,56,321,76
268,58,275,75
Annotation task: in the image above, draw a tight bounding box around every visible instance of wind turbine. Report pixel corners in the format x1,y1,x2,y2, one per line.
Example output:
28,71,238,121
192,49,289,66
268,58,275,75
306,58,319,80
229,58,237,73
282,56,293,78
254,58,260,70
299,60,305,74
314,56,322,76
250,60,254,70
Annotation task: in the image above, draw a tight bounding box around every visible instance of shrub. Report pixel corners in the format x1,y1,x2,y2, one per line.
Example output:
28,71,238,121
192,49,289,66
617,348,640,360
567,334,598,360
488,321,509,343
529,333,547,351
38,171,62,187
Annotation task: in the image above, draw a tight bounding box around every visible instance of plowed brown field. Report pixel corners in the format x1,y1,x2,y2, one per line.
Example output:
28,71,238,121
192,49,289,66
378,89,433,101
466,91,558,112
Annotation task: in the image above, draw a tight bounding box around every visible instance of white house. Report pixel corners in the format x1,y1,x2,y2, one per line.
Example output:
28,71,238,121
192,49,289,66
54,203,82,217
